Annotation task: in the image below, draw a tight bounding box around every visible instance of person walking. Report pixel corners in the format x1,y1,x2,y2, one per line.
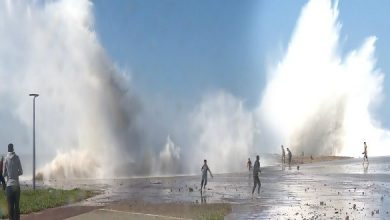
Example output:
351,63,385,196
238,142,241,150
3,143,23,220
247,158,252,171
362,142,368,164
0,155,6,190
201,159,213,190
252,155,261,197
281,145,286,165
287,148,292,168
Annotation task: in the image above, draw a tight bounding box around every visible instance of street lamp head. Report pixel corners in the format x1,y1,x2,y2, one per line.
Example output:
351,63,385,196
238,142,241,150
29,94,39,97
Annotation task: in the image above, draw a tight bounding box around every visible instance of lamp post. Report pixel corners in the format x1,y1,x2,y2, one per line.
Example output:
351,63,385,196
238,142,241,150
29,93,39,190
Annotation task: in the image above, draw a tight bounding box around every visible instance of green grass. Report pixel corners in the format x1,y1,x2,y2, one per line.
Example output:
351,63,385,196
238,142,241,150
0,188,97,218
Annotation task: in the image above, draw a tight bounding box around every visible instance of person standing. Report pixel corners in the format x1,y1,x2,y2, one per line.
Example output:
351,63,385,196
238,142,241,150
362,142,368,164
287,148,292,168
201,159,213,190
252,155,261,196
0,155,6,190
4,143,23,220
281,145,286,165
247,158,252,171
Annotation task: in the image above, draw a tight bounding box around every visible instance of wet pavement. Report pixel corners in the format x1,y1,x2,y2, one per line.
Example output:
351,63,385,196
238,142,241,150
65,209,191,220
42,156,390,219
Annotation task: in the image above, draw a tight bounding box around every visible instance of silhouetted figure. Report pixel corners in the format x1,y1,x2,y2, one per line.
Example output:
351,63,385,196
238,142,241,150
362,142,368,164
0,156,6,190
287,148,292,168
201,159,213,190
252,155,261,196
281,145,286,164
4,143,23,220
247,158,252,171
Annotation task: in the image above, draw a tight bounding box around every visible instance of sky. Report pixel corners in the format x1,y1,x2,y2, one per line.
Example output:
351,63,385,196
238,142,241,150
92,0,390,127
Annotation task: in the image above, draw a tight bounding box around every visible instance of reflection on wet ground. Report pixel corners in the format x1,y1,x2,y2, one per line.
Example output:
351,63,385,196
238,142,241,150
43,156,390,219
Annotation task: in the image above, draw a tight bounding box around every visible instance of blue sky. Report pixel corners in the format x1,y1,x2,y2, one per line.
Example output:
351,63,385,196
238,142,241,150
92,0,390,127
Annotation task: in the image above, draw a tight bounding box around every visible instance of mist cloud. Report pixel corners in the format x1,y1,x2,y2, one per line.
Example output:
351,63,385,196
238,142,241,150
187,91,255,173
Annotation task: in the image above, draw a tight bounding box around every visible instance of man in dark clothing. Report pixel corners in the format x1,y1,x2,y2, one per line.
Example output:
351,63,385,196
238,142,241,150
252,155,261,196
247,158,252,171
362,142,368,164
201,159,213,190
4,143,23,220
287,148,292,168
281,145,286,164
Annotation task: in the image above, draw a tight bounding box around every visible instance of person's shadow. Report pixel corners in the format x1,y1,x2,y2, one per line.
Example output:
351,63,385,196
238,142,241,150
200,190,207,204
201,194,207,204
363,162,369,174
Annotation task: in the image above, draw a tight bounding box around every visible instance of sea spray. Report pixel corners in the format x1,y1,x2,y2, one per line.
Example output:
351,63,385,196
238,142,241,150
0,0,140,178
1,0,389,180
258,0,389,156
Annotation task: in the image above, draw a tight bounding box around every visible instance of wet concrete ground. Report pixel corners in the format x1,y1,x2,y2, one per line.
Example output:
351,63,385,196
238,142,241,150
42,156,390,219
